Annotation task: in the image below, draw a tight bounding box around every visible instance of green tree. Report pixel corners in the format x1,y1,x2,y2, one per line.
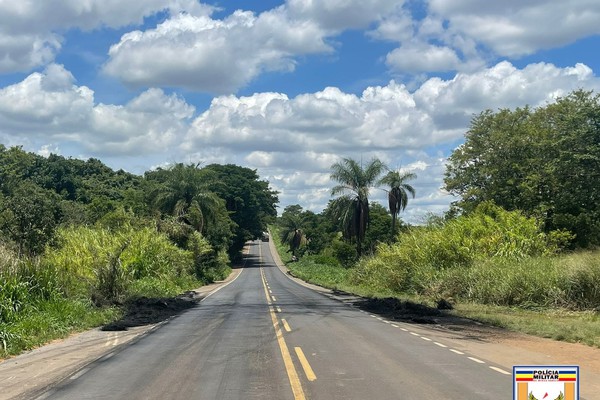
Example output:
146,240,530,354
329,157,386,256
148,163,223,234
203,164,278,257
378,169,416,233
0,182,62,255
362,202,396,254
444,90,600,247
278,205,308,257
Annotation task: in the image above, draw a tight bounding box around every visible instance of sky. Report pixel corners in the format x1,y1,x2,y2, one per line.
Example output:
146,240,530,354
1,1,600,222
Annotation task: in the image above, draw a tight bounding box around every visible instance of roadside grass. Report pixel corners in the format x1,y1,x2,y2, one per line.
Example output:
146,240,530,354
454,303,600,348
0,224,223,359
0,299,120,359
269,226,600,349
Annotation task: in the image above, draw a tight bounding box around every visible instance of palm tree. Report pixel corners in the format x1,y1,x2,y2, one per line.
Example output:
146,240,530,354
152,163,222,233
329,157,386,256
279,212,307,257
378,169,416,233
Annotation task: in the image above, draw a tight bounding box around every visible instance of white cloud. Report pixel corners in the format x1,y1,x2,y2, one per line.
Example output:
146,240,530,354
0,0,212,73
427,0,600,57
286,0,401,30
2,61,599,222
0,64,194,156
103,9,332,93
373,1,600,75
386,43,461,73
103,0,406,93
182,60,600,220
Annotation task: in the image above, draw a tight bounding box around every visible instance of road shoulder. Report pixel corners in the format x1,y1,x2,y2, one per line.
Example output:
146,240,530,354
0,266,243,400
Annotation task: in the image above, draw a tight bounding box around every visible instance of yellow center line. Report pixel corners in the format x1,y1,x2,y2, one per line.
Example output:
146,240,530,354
282,318,292,332
260,267,306,400
294,347,317,382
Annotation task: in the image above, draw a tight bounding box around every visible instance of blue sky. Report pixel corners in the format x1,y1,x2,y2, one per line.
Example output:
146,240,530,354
1,1,600,222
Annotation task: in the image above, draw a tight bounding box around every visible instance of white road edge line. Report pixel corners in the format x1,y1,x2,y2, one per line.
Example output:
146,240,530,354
410,332,420,336
391,324,399,327
489,366,511,375
434,342,447,348
468,357,485,364
450,349,464,355
420,337,432,341
201,262,245,302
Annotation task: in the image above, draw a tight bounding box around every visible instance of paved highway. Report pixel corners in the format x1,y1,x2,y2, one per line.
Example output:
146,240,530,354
40,240,511,399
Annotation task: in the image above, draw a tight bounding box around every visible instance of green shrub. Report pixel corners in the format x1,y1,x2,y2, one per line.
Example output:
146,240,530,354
436,257,563,308
351,203,571,303
323,238,358,267
562,252,600,310
45,226,196,302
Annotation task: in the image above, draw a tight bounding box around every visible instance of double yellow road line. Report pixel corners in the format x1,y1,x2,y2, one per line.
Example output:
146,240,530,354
259,252,316,400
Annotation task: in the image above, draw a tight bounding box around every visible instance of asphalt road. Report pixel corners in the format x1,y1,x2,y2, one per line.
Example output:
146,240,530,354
39,240,511,399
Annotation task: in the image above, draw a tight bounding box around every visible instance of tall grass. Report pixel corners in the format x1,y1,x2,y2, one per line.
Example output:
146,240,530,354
0,243,120,357
46,226,197,303
0,223,219,358
349,204,598,311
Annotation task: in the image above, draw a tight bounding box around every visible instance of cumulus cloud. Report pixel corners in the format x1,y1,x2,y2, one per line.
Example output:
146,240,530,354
103,0,406,93
386,43,461,73
0,0,211,73
103,9,333,93
2,61,599,221
374,1,600,75
0,64,194,155
286,0,401,30
427,0,600,57
182,60,600,219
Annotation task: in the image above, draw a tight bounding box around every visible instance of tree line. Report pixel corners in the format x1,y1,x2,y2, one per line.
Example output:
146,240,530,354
445,89,600,248
278,157,417,263
0,145,278,263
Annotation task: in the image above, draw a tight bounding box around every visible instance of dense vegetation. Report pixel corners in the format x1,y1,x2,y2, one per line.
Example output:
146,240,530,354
2,88,599,354
0,145,277,356
274,90,600,346
445,90,600,248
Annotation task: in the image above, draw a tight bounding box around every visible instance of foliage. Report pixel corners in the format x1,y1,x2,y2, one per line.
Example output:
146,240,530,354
322,237,358,267
351,203,570,297
146,163,224,234
203,164,278,257
329,157,387,255
0,243,120,357
378,169,416,233
0,182,62,255
0,144,284,357
362,202,397,255
278,205,309,257
445,90,600,247
45,226,196,303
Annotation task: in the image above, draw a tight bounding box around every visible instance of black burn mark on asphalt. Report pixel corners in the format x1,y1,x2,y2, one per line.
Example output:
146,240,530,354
101,295,198,331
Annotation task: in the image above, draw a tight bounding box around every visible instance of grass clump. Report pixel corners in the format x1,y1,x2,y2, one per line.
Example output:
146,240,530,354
0,244,120,358
0,222,225,358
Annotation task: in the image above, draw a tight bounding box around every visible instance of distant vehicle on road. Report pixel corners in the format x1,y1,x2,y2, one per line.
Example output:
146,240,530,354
261,232,270,241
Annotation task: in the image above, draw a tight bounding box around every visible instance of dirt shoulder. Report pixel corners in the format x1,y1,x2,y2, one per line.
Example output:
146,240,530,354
0,266,243,400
